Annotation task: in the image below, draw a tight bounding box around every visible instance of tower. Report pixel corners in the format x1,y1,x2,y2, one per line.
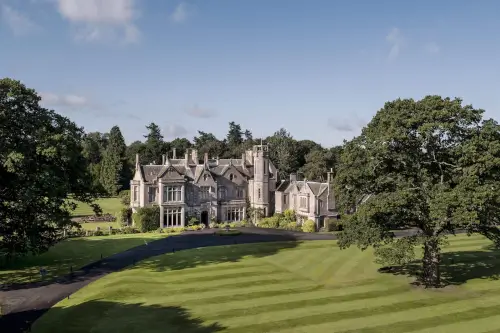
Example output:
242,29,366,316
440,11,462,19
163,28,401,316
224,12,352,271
252,142,270,216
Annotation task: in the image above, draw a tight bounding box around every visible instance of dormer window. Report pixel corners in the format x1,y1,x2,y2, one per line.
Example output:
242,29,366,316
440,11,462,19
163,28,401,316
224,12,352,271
203,174,208,181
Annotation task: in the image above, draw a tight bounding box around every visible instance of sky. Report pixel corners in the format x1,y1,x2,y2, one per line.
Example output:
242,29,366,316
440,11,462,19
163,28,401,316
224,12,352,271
1,0,499,147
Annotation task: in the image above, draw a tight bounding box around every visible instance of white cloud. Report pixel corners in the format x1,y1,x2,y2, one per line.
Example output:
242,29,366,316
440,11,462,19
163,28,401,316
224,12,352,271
55,0,140,43
327,115,366,132
40,92,89,107
163,124,188,138
1,4,39,35
170,2,194,23
425,42,440,54
386,27,405,60
184,104,217,118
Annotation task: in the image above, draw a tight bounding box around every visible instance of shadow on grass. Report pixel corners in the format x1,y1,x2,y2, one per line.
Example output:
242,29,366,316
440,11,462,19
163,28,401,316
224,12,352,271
379,246,500,286
3,300,224,333
0,236,165,289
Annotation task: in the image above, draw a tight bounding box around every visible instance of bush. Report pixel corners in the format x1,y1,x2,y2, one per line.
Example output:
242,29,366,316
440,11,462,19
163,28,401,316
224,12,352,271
283,221,301,231
93,230,104,236
239,219,251,227
133,206,160,233
116,207,132,227
118,190,130,206
209,222,219,229
188,217,199,226
302,219,316,233
283,209,296,222
122,226,140,234
172,226,186,233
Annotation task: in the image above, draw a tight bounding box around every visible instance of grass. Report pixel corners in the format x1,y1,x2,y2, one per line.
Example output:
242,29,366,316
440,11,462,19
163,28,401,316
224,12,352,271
32,233,500,332
78,221,121,231
215,229,242,236
70,197,122,217
0,233,169,285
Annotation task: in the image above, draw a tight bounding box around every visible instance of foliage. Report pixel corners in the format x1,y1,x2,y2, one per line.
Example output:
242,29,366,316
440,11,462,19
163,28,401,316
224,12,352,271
142,123,164,164
302,220,316,233
283,209,296,222
215,230,242,236
324,217,342,232
374,236,419,267
133,207,160,233
188,217,199,226
0,78,100,259
116,207,132,227
335,96,500,288
209,222,219,229
118,190,130,206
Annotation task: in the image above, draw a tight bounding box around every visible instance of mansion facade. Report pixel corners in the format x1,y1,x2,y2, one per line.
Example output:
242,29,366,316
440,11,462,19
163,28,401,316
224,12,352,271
130,143,339,228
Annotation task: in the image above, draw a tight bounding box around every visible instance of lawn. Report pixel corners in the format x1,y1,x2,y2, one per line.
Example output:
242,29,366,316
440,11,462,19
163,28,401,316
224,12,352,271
70,197,123,217
0,233,169,285
32,234,500,333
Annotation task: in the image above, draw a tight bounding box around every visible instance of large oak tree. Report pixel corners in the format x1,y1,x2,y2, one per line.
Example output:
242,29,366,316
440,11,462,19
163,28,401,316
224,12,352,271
0,78,98,258
335,96,500,287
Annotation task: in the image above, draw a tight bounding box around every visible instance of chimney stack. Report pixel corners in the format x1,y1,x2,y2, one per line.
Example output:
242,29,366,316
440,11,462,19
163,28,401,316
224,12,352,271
162,154,166,165
172,148,177,159
204,152,209,165
135,154,140,169
289,173,297,182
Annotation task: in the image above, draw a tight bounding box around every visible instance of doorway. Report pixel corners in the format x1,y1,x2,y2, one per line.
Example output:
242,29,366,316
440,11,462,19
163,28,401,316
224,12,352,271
201,211,209,226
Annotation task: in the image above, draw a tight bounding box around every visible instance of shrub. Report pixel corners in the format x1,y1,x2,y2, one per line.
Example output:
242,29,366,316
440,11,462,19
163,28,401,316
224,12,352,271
302,219,316,233
93,230,104,236
283,209,296,222
239,219,251,227
116,207,132,227
133,206,160,233
118,190,130,206
188,217,199,226
172,226,186,233
209,222,219,229
122,226,139,234
283,221,301,231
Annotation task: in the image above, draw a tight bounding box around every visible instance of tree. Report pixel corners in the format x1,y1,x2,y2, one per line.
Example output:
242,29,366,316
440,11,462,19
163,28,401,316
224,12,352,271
267,128,299,179
169,138,192,157
99,126,128,195
193,131,226,159
335,96,500,288
82,132,107,192
143,123,164,164
0,78,98,258
300,149,328,181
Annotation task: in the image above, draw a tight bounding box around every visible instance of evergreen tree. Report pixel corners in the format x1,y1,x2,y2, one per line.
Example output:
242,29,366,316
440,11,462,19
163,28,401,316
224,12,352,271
99,126,127,195
143,123,164,164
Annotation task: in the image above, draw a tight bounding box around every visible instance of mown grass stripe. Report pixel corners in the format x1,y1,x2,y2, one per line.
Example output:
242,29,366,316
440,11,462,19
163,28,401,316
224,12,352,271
223,287,500,332
444,241,494,251
290,247,332,273
264,289,500,333
203,285,411,320
314,248,357,283
338,303,500,333
410,314,500,333
331,248,373,281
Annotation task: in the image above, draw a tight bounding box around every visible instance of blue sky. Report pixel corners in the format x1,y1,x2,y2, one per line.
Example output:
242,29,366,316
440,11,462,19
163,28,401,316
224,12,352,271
1,0,499,147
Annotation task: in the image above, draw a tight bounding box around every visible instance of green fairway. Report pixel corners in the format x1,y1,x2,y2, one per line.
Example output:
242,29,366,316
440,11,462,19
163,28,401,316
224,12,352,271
32,234,500,333
70,197,122,217
0,234,168,285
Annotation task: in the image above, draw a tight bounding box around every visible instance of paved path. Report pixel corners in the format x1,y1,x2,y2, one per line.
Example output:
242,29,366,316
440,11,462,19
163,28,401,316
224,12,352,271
0,227,343,332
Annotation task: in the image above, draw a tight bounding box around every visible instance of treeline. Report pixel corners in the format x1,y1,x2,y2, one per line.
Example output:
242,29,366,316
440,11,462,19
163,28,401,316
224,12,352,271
87,121,342,196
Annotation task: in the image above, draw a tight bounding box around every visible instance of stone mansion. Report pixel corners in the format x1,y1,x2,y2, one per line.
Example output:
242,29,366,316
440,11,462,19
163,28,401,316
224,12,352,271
130,143,339,228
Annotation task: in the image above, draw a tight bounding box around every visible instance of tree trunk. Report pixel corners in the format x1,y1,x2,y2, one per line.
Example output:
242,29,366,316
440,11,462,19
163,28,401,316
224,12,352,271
421,238,441,287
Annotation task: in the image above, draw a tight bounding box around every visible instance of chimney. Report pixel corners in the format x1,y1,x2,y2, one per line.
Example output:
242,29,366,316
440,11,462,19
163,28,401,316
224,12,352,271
172,148,177,159
162,154,166,165
216,156,220,166
204,152,208,165
241,153,246,169
289,173,297,182
327,168,334,183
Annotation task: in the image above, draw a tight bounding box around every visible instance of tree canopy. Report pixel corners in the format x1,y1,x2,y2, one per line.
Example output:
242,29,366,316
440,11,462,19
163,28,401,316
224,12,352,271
0,78,99,258
334,96,500,287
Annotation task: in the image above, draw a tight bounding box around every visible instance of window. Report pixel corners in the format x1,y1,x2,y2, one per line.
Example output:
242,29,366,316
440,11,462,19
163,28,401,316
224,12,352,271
283,194,288,205
148,187,156,203
218,187,226,200
237,187,244,199
133,186,139,202
164,208,182,227
164,186,182,202
258,188,261,199
203,174,208,181
229,173,234,181
318,199,323,212
200,186,210,200
300,196,308,210
226,207,244,221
